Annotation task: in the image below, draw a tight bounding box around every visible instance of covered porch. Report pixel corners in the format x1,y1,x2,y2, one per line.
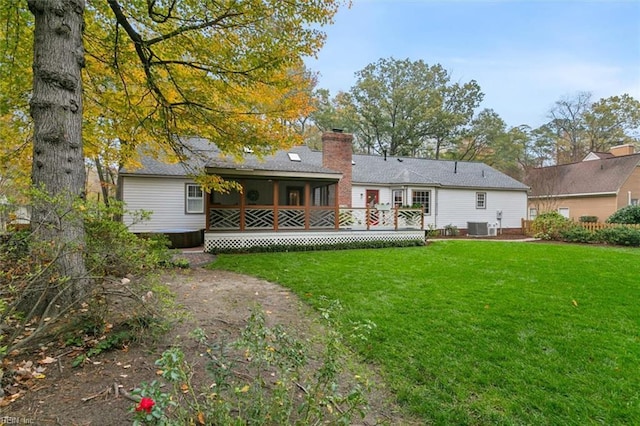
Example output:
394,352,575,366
204,177,425,252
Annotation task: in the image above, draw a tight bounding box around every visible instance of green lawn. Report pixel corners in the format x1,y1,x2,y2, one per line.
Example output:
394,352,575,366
208,241,640,424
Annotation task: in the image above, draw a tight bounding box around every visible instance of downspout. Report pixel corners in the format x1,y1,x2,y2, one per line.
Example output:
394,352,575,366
629,191,632,206
434,188,438,229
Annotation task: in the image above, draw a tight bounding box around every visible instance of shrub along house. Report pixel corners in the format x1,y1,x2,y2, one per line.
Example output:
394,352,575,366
525,144,640,222
119,131,528,251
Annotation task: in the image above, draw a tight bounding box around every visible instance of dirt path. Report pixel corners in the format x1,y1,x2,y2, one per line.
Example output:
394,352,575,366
4,265,413,425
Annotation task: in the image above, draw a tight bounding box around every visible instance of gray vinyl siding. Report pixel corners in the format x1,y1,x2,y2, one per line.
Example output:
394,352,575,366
121,176,205,233
434,189,527,229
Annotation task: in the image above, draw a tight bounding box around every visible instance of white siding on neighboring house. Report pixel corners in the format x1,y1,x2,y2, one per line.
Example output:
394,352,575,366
122,176,206,232
435,188,527,230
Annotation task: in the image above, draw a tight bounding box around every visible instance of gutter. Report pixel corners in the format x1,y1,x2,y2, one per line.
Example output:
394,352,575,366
529,191,617,199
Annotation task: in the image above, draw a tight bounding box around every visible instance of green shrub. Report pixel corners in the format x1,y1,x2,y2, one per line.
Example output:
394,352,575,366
131,304,371,425
606,205,640,224
84,201,172,276
0,230,31,261
207,239,425,254
0,197,176,366
560,226,596,244
531,211,571,240
595,226,640,246
579,216,598,223
444,224,459,236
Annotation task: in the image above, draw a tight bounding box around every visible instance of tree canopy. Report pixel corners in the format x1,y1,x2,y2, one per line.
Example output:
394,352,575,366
0,0,348,315
541,92,640,164
1,0,348,195
312,58,483,158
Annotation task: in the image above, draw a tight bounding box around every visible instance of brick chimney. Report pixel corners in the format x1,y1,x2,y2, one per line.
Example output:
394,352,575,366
610,144,635,156
322,130,353,207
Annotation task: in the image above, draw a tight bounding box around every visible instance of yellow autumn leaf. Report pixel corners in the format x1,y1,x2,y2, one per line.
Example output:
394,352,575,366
197,412,206,425
240,385,250,393
572,300,578,307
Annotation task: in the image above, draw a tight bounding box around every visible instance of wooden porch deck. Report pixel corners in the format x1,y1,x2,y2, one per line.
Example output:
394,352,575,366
204,206,425,252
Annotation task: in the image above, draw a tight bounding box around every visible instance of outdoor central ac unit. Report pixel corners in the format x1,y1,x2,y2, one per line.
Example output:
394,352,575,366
488,226,497,236
467,222,489,236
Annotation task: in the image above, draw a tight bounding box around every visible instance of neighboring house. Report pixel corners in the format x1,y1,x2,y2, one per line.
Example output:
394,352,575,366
525,144,640,222
0,196,30,232
120,131,529,251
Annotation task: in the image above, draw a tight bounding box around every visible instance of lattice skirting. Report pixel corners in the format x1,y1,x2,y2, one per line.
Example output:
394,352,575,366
204,230,425,252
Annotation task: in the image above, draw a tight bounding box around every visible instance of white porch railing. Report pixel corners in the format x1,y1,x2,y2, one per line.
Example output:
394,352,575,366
208,206,424,231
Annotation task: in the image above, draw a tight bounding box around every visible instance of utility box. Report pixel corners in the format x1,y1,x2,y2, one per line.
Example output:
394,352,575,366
467,222,489,236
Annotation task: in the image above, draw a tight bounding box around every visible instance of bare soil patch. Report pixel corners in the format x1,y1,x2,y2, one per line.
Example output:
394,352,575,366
3,261,413,425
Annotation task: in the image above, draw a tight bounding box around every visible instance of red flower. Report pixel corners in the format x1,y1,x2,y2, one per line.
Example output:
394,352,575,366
136,397,155,413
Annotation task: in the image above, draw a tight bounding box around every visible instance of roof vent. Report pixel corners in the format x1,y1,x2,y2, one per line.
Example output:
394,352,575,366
287,152,301,162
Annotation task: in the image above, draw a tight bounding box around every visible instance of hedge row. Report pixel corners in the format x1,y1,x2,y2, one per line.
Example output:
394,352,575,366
207,239,425,254
532,211,640,247
561,225,640,247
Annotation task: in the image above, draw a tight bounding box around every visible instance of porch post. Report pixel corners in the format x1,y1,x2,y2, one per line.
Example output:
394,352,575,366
394,206,398,231
304,182,311,230
334,184,340,230
273,180,279,231
366,205,371,231
239,180,246,231
205,189,210,232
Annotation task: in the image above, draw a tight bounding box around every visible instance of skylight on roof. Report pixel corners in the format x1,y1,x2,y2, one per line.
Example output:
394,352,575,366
288,152,301,162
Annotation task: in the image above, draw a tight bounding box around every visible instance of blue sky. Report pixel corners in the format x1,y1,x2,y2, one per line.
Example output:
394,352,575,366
304,0,640,129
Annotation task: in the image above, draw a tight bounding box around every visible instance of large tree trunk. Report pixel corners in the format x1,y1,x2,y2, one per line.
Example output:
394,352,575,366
28,0,89,313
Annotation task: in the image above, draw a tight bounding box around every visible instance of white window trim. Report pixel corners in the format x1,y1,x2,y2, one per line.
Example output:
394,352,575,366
392,189,404,207
186,184,204,214
476,192,487,209
411,189,431,215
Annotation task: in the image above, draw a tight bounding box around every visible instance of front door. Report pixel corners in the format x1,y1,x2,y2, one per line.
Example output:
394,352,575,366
366,189,380,226
366,189,379,207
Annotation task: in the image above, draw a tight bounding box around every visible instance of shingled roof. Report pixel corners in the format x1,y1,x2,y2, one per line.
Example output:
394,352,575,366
526,153,640,197
119,137,220,177
121,138,529,191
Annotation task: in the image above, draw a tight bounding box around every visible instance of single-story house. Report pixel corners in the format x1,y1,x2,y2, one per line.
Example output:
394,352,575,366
525,144,640,222
119,131,529,251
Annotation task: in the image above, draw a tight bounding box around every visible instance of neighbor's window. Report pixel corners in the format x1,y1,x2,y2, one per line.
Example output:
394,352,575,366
632,199,639,206
476,192,486,209
392,189,404,207
186,184,204,214
529,208,538,220
412,190,430,214
558,207,570,218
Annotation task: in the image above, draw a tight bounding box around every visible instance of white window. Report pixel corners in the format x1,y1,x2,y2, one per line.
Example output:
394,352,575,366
412,190,430,214
631,199,638,206
529,208,538,220
558,207,569,218
476,192,487,209
186,184,204,214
